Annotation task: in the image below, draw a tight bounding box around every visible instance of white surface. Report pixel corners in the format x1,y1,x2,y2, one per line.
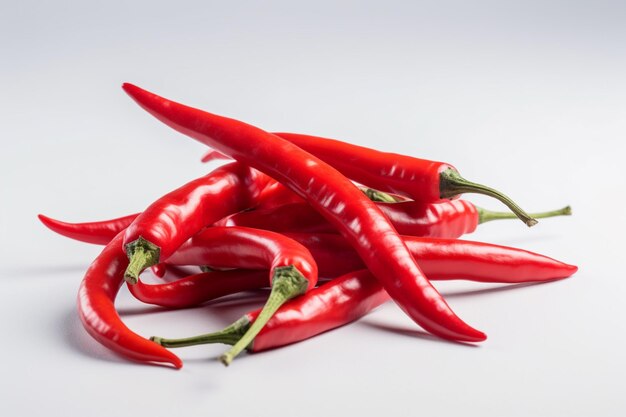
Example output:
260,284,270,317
1,1,626,416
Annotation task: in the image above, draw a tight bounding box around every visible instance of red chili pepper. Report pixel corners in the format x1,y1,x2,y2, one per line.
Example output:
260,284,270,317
286,232,578,281
203,131,538,226
133,234,576,309
39,200,571,246
123,83,487,352
152,270,384,352
78,231,182,368
129,269,269,308
151,248,575,353
38,213,139,245
122,162,271,284
161,226,317,363
275,132,538,226
220,200,572,238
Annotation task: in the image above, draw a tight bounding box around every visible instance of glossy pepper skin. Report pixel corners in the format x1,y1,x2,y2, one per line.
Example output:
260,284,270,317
286,232,578,281
122,162,271,283
123,83,485,343
155,243,577,352
203,132,538,226
166,226,318,291
78,231,182,368
220,199,481,238
135,234,577,309
129,270,269,308
152,270,386,352
41,200,570,246
166,225,318,365
275,133,450,201
39,213,139,245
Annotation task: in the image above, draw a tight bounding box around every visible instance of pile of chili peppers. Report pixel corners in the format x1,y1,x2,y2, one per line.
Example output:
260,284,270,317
40,83,577,368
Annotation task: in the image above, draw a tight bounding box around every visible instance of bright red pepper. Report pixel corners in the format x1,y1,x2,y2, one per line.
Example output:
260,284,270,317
162,226,317,363
203,131,538,226
129,269,269,308
152,270,384,352
220,200,572,238
133,234,576,309
39,201,570,246
78,232,182,368
275,132,538,226
39,213,139,245
122,162,271,283
123,83,486,350
152,247,576,353
287,232,578,281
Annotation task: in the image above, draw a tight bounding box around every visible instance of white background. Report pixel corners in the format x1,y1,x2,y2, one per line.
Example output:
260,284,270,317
1,1,625,416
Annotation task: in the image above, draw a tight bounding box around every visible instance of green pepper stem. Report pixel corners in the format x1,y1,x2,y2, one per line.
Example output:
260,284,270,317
151,316,252,348
124,237,160,284
361,188,399,203
439,168,538,227
219,265,309,366
477,205,571,224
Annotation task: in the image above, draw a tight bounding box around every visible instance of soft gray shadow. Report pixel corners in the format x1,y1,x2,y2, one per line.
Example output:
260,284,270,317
357,281,560,346
61,308,178,370
440,280,557,299
61,308,128,365
359,320,480,347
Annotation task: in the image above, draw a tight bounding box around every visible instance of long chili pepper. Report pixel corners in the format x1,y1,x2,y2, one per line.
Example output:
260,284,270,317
221,200,572,238
151,270,384,352
123,83,486,351
78,231,182,368
129,269,269,308
122,162,272,284
286,232,578,280
275,132,538,226
160,226,317,363
202,132,538,226
39,200,571,246
38,213,139,245
133,235,576,309
152,251,573,353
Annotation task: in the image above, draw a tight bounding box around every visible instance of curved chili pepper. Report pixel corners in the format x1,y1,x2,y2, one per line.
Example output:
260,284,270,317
152,270,383,352
40,201,571,245
133,234,576,309
275,132,538,226
152,250,575,353
286,232,578,281
161,226,317,363
122,162,272,283
129,269,269,308
221,200,572,238
38,213,139,245
123,83,486,350
78,231,182,368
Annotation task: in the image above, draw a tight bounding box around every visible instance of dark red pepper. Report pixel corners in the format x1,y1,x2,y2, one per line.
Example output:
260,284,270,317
123,83,487,347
